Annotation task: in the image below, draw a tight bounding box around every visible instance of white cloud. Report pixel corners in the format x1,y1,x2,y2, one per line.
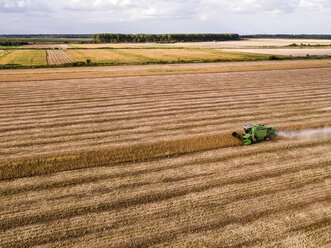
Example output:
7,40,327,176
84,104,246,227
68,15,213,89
0,0,49,13
202,0,301,14
0,0,330,33
299,0,331,13
1,0,330,18
64,0,136,11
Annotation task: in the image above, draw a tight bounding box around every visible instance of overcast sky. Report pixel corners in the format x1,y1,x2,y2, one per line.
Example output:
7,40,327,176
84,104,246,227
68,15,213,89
0,0,330,34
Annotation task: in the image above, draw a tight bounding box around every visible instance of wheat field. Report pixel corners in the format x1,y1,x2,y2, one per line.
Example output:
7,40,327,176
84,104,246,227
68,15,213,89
0,50,47,65
64,48,269,64
0,64,330,247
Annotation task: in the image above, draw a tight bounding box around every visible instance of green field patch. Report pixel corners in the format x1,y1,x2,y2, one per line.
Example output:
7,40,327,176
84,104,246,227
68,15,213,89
0,50,47,66
0,46,22,49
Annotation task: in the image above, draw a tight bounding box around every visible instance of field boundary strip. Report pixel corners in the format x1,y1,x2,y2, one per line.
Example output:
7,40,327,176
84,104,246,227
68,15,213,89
0,60,331,82
0,121,329,180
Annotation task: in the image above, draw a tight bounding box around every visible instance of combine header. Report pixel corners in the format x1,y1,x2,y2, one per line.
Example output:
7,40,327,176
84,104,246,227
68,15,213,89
232,123,276,145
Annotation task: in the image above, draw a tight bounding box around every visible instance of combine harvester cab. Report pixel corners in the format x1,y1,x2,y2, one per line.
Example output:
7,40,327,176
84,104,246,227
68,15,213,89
232,123,276,145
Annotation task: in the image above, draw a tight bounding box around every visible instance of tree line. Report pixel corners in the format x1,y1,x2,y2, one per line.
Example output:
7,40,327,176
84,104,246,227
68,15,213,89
0,34,92,38
0,40,29,46
92,33,240,43
241,34,331,39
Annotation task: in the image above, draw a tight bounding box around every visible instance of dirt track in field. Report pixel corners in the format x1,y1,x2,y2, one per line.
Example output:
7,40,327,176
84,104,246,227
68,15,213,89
23,44,71,49
221,48,331,56
46,50,74,65
0,65,330,247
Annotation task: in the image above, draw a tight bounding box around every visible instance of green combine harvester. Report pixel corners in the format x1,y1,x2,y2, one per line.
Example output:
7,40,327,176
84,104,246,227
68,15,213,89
232,123,276,145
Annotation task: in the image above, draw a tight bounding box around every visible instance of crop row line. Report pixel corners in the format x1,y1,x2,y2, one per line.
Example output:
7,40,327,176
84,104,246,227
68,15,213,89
0,88,328,124
0,83,328,112
1,138,327,196
1,95,329,134
0,106,325,148
1,181,329,247
1,79,325,106
1,165,328,231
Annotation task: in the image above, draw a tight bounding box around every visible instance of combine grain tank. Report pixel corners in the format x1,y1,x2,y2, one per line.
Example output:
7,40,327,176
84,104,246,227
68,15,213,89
232,123,276,145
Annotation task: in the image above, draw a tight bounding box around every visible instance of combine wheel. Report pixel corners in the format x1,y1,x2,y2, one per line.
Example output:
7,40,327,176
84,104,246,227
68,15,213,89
265,136,270,141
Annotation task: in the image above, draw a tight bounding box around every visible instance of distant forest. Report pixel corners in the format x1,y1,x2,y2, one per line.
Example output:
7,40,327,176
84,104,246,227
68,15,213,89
0,34,92,38
0,33,330,42
241,34,331,39
0,40,28,46
92,33,240,43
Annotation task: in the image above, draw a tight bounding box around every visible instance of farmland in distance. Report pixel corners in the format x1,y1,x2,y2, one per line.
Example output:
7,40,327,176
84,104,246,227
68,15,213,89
46,50,74,65
0,62,330,247
221,48,331,56
70,38,331,49
0,38,330,68
0,48,270,67
64,48,269,64
0,50,47,66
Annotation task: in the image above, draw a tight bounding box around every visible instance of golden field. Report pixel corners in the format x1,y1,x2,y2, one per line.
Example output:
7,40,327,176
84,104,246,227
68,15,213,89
0,50,47,66
0,61,330,247
64,48,269,64
0,38,330,68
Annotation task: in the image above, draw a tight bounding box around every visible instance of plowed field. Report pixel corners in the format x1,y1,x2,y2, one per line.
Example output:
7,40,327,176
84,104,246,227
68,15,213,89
0,64,330,247
46,50,74,65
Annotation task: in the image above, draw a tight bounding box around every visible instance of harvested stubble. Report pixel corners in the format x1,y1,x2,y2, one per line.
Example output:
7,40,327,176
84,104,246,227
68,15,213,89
0,138,330,247
1,63,331,247
46,50,74,65
221,48,331,56
24,44,71,49
65,49,144,63
69,39,331,49
69,43,160,48
0,67,330,179
120,48,253,61
0,60,330,82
